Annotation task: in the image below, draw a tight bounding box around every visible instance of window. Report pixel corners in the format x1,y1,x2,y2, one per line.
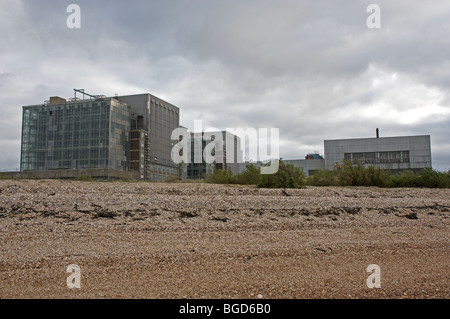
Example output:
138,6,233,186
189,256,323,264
344,151,410,165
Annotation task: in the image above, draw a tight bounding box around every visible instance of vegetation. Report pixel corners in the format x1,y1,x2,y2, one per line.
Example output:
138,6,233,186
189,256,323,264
205,169,238,184
306,169,339,187
390,168,450,188
205,160,450,189
74,175,93,182
164,176,180,183
306,160,449,188
205,161,306,189
337,160,392,187
257,161,305,189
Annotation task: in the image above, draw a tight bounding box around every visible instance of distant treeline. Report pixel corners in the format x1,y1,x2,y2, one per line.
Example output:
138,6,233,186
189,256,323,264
205,160,450,189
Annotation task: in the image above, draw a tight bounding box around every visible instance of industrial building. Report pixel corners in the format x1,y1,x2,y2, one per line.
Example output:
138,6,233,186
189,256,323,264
324,134,432,172
20,90,181,181
19,90,432,181
116,93,181,181
246,134,432,177
186,131,243,180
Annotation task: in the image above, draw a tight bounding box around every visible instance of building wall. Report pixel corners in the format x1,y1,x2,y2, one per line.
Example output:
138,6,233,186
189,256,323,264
117,94,180,181
129,130,147,179
186,131,243,179
21,98,130,172
243,159,324,177
1,169,139,180
283,159,325,176
324,135,432,171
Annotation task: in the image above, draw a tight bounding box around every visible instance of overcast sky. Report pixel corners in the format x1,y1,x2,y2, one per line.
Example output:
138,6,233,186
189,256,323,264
1,0,449,171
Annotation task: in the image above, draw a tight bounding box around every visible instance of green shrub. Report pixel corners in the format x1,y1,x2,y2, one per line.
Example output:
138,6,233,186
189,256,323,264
236,164,261,185
391,170,420,188
306,169,339,186
205,169,237,184
257,161,305,189
74,175,93,182
337,160,391,187
164,176,180,183
415,168,450,188
366,166,392,188
204,160,449,189
390,169,450,188
338,160,364,186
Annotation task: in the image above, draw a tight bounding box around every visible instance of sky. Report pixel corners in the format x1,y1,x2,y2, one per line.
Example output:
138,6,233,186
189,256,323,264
0,0,449,171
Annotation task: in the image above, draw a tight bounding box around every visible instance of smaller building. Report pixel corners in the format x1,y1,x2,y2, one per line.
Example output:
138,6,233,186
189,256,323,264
186,131,243,180
283,158,325,177
324,135,432,172
246,134,432,177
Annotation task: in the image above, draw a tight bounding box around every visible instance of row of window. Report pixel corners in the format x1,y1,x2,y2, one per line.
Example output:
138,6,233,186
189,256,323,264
344,151,410,164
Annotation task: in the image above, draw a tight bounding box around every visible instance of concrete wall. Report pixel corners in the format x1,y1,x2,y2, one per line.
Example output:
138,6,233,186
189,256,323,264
284,159,325,176
186,131,243,178
117,93,181,180
1,169,140,180
324,135,432,171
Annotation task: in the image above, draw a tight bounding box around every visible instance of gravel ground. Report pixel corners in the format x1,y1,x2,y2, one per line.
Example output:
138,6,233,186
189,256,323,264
0,180,448,299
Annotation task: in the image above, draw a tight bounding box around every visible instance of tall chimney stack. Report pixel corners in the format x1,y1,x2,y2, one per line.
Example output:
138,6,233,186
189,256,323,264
376,128,380,138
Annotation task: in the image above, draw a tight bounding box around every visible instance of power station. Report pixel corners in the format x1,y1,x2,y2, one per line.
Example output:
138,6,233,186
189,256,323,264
18,90,433,180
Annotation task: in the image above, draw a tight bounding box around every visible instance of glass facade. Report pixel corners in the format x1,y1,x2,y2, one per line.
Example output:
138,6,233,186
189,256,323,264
21,98,130,172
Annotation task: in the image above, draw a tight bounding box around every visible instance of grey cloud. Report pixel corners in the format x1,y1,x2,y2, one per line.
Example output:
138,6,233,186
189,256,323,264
0,0,449,171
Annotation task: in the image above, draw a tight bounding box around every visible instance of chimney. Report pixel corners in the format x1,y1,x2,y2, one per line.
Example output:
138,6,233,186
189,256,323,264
376,128,380,138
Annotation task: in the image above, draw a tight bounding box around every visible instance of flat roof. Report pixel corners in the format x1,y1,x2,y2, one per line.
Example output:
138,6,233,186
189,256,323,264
324,135,430,142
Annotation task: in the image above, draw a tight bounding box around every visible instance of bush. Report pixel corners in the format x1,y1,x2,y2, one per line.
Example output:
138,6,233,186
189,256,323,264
417,168,450,188
366,166,392,188
164,176,180,183
338,160,366,186
236,164,261,185
74,175,93,182
390,168,450,188
205,169,237,184
391,170,420,188
257,161,305,189
205,160,450,189
307,169,339,186
337,160,391,187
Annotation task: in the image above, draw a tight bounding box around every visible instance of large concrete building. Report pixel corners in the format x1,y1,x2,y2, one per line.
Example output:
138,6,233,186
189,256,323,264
245,134,432,177
20,90,182,181
19,91,433,181
324,135,432,172
116,93,181,181
186,131,243,180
